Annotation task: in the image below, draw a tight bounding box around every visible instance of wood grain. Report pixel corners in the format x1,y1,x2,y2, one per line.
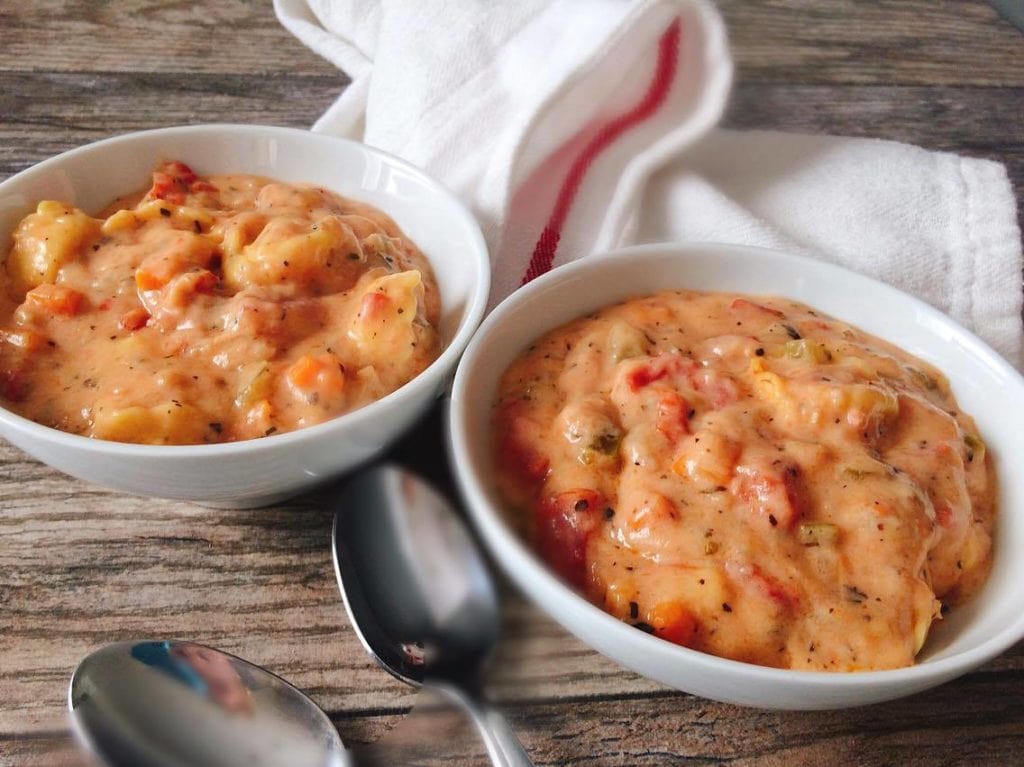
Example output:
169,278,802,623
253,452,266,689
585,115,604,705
720,0,1024,86
1,1,1022,766
3,1,1021,86
0,1,339,77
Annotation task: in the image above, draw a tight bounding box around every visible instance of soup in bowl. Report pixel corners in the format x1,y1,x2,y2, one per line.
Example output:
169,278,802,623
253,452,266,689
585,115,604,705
0,124,489,507
449,243,1024,709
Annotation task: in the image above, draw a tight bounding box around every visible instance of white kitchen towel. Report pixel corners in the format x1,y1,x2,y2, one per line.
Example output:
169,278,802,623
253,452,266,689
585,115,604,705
275,0,1023,366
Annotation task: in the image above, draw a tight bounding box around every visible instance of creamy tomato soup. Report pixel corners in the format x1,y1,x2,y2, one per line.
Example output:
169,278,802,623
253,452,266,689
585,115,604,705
493,291,995,671
0,161,440,444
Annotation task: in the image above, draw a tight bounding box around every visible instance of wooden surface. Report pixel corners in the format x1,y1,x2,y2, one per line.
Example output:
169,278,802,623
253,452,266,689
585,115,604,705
1,2,1022,765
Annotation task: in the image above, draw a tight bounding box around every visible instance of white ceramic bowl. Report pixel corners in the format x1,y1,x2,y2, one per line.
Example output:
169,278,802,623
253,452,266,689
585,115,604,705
0,124,489,507
449,242,1024,710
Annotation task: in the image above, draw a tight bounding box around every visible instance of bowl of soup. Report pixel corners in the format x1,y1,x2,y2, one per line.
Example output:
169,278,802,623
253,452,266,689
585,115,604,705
448,242,1024,709
0,124,489,506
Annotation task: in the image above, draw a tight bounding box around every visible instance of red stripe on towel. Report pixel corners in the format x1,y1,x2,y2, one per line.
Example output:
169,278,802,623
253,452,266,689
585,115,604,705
521,18,682,285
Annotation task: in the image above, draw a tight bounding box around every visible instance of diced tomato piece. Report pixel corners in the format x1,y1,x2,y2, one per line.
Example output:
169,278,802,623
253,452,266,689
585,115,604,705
495,401,549,487
503,438,549,486
690,369,739,408
648,601,699,647
730,462,802,529
626,353,736,414
147,161,201,204
118,307,150,331
729,298,785,318
708,379,738,408
24,284,84,316
656,391,690,443
0,368,27,401
625,352,694,392
535,489,604,589
934,503,953,528
190,179,218,194
749,566,798,609
148,173,179,203
726,560,799,610
627,365,668,391
162,161,197,184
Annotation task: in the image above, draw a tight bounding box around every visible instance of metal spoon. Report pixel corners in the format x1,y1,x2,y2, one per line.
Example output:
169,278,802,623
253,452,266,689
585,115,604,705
331,465,533,767
68,640,349,767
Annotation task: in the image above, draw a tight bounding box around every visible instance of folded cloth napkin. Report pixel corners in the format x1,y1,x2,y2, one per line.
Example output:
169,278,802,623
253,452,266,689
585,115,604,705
275,0,1023,366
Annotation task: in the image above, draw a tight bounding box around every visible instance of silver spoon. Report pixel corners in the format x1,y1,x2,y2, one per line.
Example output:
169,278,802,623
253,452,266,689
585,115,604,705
68,640,348,767
331,465,533,767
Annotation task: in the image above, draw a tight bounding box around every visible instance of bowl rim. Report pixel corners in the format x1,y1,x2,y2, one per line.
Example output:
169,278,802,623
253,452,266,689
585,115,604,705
448,240,1024,689
0,123,491,456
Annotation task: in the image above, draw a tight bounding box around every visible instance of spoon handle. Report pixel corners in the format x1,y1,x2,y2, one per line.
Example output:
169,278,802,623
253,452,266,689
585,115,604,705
436,684,534,767
475,701,534,767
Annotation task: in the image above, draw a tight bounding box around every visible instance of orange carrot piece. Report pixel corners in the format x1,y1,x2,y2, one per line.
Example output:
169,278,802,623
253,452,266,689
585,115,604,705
24,284,84,316
286,353,345,394
135,266,165,292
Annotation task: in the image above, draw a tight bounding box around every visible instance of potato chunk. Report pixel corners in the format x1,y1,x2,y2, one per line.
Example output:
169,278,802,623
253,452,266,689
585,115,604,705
672,429,739,489
347,270,429,374
607,321,648,362
223,215,363,293
92,401,211,445
750,357,898,439
134,228,217,293
6,201,100,298
234,361,273,410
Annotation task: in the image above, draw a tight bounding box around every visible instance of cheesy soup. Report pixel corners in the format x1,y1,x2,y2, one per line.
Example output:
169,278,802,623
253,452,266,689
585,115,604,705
0,161,440,444
493,291,995,671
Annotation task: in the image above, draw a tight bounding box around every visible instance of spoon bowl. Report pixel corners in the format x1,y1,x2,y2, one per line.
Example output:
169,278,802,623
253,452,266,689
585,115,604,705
331,465,532,766
69,640,348,767
332,465,499,686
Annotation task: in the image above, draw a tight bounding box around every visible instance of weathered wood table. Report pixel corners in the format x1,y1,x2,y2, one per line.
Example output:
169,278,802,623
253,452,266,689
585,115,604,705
2,2,1022,765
